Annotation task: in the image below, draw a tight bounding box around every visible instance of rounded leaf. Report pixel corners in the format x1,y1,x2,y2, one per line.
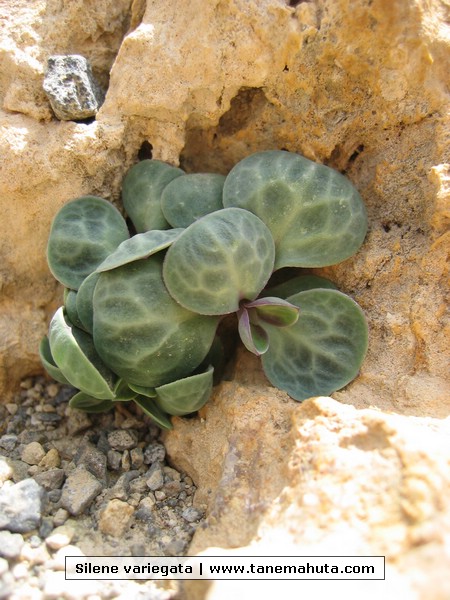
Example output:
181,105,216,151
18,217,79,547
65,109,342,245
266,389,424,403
93,255,220,388
134,396,173,430
49,307,116,399
47,196,129,289
263,274,337,299
69,392,115,413
223,150,367,269
163,208,275,315
96,228,183,273
155,366,214,416
76,272,100,334
161,173,225,227
39,336,71,385
63,289,85,331
261,289,368,401
122,160,184,232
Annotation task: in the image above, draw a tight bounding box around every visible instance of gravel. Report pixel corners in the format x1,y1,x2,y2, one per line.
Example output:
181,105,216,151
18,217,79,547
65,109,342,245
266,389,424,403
0,375,205,599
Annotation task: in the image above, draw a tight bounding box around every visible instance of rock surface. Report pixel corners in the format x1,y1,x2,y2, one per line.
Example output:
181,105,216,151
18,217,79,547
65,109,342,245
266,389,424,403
0,1,449,599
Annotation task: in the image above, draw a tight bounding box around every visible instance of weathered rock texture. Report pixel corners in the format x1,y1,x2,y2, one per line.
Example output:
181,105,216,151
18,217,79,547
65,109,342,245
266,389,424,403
0,1,449,598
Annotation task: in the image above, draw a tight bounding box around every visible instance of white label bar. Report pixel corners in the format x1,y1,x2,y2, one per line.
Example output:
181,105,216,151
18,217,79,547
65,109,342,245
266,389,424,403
66,555,385,580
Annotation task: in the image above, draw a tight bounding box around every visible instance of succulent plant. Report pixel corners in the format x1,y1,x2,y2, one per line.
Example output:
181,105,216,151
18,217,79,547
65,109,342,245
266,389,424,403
41,150,369,429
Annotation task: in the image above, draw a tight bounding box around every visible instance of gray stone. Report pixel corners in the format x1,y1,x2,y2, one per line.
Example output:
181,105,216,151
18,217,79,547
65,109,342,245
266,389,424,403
144,442,166,465
0,434,18,452
0,531,24,559
60,467,102,516
34,468,65,491
181,507,204,523
43,55,105,121
74,442,107,481
107,429,138,451
107,449,122,471
110,471,140,501
130,447,144,469
0,479,45,533
145,462,164,491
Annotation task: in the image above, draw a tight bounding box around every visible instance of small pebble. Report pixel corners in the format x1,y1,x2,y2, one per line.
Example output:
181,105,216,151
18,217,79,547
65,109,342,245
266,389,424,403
144,442,165,464
46,525,75,550
182,507,204,523
107,429,138,451
0,434,17,452
0,478,44,533
130,447,144,469
107,449,122,471
99,499,135,537
39,448,61,469
146,462,164,491
53,508,70,527
0,456,13,485
0,531,24,559
60,467,102,516
20,441,46,465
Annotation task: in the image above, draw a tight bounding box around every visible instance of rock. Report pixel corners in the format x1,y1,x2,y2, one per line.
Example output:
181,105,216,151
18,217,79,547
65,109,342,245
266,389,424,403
45,525,75,551
181,507,204,524
74,441,107,481
145,462,164,491
34,468,65,491
20,441,46,465
144,442,166,465
0,531,24,559
168,395,450,600
107,449,122,471
0,457,12,485
107,429,138,451
98,499,135,536
0,478,44,533
43,55,105,121
0,434,17,452
130,446,144,469
60,467,102,516
38,448,61,470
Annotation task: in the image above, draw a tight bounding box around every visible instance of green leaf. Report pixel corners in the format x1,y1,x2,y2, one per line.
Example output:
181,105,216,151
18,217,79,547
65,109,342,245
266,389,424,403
69,392,115,413
163,208,275,315
75,272,100,334
49,307,116,399
223,150,367,269
39,336,71,385
263,274,337,299
47,196,129,290
128,383,157,398
261,289,368,401
95,229,184,273
237,308,269,356
121,160,184,232
63,289,86,331
244,297,300,327
113,379,138,401
134,396,173,430
161,173,225,227
155,366,214,416
93,254,220,388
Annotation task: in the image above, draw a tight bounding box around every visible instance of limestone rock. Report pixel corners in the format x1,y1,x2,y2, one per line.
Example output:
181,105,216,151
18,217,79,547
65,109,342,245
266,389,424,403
167,394,450,600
